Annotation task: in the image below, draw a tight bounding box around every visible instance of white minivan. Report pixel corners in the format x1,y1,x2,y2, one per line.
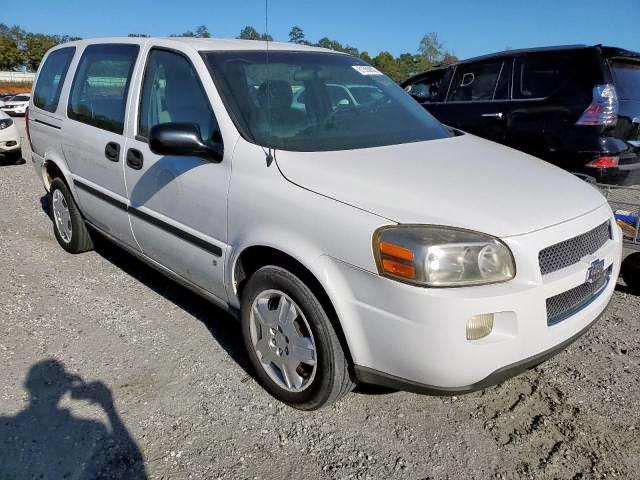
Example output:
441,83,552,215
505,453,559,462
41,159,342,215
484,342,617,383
28,38,622,409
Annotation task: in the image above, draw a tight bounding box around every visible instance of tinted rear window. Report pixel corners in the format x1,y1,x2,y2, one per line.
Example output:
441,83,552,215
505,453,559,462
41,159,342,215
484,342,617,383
611,61,640,100
33,47,75,112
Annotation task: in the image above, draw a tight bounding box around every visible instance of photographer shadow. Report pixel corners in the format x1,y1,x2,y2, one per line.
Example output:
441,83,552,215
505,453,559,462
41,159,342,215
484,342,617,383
0,359,147,479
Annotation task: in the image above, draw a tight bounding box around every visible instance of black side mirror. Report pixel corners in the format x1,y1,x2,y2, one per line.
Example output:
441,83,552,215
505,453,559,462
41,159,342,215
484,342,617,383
149,122,223,163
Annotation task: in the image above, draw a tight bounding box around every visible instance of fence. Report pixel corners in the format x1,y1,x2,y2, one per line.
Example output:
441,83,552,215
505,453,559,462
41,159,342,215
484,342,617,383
0,71,36,84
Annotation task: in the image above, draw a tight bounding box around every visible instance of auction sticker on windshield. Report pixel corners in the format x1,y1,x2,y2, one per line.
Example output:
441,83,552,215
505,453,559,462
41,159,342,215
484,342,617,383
352,65,383,75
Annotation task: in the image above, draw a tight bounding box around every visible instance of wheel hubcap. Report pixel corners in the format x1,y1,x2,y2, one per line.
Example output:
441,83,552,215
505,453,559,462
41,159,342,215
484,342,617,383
52,189,72,243
250,289,317,392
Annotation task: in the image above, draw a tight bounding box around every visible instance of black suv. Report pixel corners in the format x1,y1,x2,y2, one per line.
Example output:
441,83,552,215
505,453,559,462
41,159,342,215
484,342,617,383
402,45,640,185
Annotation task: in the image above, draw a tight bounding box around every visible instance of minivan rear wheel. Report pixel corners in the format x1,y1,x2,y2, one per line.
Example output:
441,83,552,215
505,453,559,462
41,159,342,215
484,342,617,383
240,265,354,410
50,178,93,253
621,252,640,294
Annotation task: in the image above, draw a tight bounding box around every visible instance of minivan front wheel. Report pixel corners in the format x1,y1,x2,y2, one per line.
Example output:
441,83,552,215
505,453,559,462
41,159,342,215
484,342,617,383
241,266,354,410
50,178,93,253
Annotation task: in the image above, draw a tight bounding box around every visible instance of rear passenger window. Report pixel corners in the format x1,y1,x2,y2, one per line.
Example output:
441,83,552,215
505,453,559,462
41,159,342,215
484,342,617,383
138,49,219,142
68,44,139,134
405,69,449,102
33,47,75,112
514,54,570,99
447,62,502,102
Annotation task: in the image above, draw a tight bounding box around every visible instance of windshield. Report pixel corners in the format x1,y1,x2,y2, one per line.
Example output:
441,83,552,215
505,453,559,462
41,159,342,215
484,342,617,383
611,60,640,100
11,95,30,101
204,51,451,152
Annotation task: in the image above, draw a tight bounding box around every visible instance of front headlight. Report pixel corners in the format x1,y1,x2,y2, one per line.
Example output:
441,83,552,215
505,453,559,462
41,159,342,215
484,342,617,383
373,225,516,287
0,118,13,130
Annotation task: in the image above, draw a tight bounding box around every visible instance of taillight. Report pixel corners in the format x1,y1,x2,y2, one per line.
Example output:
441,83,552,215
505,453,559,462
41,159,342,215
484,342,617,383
576,84,618,126
25,107,34,152
587,155,619,168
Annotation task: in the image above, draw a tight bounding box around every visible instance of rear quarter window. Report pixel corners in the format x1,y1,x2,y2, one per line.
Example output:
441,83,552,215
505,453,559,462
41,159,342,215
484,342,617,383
513,50,603,100
33,47,75,113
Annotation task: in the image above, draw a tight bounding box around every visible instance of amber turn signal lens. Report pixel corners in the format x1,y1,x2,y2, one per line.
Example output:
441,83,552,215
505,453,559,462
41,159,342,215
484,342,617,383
379,241,414,261
382,259,416,278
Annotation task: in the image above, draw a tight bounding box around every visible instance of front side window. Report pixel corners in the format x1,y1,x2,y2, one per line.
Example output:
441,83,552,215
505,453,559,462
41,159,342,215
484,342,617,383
204,51,451,152
68,44,139,134
447,61,502,102
405,69,449,102
33,47,75,112
138,49,219,141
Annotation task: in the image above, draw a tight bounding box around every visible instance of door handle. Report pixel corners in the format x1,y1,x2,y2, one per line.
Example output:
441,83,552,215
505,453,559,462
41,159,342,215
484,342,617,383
105,142,120,162
481,112,504,119
126,148,144,170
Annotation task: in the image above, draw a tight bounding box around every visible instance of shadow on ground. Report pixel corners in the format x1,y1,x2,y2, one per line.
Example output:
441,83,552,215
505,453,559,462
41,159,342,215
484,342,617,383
0,154,25,166
0,359,147,479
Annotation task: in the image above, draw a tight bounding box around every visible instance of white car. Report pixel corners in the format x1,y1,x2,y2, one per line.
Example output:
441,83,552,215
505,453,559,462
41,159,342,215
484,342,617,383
27,38,622,409
1,93,31,116
0,110,21,160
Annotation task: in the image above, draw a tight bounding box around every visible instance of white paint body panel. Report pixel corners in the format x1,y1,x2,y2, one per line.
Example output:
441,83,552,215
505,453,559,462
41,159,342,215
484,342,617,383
0,111,20,153
26,37,622,390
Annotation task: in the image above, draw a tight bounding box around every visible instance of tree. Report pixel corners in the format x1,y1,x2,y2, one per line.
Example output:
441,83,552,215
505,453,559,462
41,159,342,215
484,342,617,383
441,51,459,65
359,51,373,64
238,26,272,41
23,33,58,71
418,32,444,65
171,25,210,38
372,51,400,81
195,25,211,38
0,36,22,71
288,26,305,44
128,33,149,38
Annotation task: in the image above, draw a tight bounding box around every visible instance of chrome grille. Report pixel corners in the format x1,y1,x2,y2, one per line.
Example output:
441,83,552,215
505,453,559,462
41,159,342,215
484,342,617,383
539,221,610,275
546,267,610,325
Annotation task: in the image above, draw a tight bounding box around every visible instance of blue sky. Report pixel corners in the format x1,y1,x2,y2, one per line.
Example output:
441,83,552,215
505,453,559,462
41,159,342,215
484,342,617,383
2,0,639,59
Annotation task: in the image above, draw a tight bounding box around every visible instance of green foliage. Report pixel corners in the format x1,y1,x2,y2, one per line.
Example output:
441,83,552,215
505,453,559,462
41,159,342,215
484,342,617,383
238,26,272,41
0,36,22,71
0,20,455,83
23,34,59,71
418,32,444,64
288,26,305,44
279,26,454,82
171,25,211,38
0,23,81,71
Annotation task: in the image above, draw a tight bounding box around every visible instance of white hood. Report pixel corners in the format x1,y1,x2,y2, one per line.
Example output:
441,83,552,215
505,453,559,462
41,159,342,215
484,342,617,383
275,134,607,237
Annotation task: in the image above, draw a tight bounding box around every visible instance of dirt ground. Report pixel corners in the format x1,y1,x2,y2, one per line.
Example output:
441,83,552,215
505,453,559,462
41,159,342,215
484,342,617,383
1,118,639,479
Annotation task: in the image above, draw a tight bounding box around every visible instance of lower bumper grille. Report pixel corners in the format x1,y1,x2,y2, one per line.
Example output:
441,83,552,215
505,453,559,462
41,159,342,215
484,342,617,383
546,267,611,326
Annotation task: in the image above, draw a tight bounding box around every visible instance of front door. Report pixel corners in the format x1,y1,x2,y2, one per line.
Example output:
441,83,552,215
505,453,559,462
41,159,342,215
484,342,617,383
124,47,230,301
62,43,140,247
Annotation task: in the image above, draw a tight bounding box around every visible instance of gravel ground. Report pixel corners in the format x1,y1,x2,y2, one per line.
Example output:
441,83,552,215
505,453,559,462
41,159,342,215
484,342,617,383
1,117,639,479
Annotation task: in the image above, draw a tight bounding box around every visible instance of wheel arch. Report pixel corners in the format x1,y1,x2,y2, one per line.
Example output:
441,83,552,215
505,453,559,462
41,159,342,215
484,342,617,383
231,244,356,368
42,156,72,192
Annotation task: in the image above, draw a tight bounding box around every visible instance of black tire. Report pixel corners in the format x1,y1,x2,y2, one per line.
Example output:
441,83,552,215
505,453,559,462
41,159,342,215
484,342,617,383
240,265,354,410
621,252,640,294
50,177,93,253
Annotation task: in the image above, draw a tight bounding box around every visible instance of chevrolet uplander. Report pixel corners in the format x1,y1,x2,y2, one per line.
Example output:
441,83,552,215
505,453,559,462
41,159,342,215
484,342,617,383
27,38,622,409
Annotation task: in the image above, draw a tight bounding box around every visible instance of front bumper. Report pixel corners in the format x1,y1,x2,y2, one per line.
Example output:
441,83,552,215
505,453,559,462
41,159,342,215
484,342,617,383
326,204,621,391
354,300,608,395
1,106,27,116
0,124,20,153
